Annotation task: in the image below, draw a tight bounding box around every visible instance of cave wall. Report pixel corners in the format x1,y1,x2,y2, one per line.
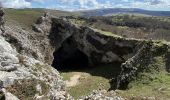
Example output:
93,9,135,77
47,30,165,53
52,37,89,70
49,18,142,66
4,16,143,67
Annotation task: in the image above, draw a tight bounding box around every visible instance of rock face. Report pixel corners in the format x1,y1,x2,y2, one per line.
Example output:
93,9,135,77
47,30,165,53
8,16,143,64
117,41,170,89
49,18,142,68
0,31,71,99
4,15,142,68
4,15,54,64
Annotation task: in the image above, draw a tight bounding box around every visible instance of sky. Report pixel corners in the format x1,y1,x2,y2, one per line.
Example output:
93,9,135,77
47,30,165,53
0,0,170,11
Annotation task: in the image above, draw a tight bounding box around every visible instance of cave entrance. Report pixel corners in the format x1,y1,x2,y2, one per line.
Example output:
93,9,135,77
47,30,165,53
52,42,89,71
51,40,127,98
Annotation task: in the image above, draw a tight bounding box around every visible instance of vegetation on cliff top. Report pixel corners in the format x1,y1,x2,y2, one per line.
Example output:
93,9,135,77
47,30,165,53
67,15,170,41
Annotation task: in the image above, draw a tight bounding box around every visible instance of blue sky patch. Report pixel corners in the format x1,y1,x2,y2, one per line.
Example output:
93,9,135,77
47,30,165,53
0,0,170,11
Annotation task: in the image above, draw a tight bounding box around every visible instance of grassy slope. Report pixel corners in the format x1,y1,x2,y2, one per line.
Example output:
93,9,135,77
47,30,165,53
5,8,44,29
121,72,170,99
118,56,170,99
5,8,77,30
68,15,170,41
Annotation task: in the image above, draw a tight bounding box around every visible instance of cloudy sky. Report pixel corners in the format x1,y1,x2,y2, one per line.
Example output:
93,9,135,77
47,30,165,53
0,0,170,11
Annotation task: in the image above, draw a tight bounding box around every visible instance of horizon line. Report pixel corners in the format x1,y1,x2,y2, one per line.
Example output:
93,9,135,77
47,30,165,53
3,7,170,12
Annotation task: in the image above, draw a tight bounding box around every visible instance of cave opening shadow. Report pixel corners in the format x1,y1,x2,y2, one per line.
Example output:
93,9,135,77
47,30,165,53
52,45,89,71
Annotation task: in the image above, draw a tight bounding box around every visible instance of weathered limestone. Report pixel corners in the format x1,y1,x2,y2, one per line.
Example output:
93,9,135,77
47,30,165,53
4,15,142,67
49,18,141,66
80,90,124,100
117,41,170,89
0,34,70,99
1,88,19,100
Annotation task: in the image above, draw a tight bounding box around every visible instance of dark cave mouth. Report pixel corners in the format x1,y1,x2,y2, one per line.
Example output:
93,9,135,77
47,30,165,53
51,45,124,90
52,46,89,71
51,39,128,90
51,45,130,90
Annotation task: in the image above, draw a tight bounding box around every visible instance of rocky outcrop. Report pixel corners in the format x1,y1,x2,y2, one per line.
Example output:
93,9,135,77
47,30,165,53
116,41,170,89
0,36,19,72
3,15,143,68
3,15,142,67
0,34,72,99
4,15,54,64
80,90,124,100
49,18,142,67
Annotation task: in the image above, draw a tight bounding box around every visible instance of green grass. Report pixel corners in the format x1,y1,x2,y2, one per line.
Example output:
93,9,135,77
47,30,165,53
60,63,121,99
68,75,110,99
117,52,170,99
118,72,170,99
61,72,75,81
4,8,80,30
91,28,122,38
69,19,86,25
5,8,44,29
46,9,79,17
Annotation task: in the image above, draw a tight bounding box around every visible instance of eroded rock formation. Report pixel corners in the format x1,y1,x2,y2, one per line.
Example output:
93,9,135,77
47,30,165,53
4,15,142,68
117,41,170,89
1,13,170,99
49,18,142,67
0,17,73,99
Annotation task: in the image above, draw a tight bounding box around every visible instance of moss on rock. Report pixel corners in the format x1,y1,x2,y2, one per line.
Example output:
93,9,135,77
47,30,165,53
117,40,170,90
6,79,50,100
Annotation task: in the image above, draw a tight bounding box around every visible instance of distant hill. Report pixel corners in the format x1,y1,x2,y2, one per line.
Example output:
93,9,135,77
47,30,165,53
5,8,170,30
78,8,170,17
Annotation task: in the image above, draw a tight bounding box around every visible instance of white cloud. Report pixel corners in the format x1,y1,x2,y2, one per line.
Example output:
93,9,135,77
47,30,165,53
26,0,44,3
131,0,170,10
58,0,112,10
0,0,170,10
0,0,31,8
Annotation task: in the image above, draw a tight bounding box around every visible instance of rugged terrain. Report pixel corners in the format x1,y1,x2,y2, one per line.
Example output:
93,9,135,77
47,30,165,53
78,8,170,17
0,9,170,100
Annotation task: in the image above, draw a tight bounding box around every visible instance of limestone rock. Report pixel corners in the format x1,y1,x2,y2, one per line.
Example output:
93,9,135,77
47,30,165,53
116,41,170,89
0,34,69,99
1,88,19,100
80,90,124,100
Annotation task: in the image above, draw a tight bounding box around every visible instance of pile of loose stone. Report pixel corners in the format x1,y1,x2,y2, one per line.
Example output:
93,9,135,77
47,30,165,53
80,90,124,100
